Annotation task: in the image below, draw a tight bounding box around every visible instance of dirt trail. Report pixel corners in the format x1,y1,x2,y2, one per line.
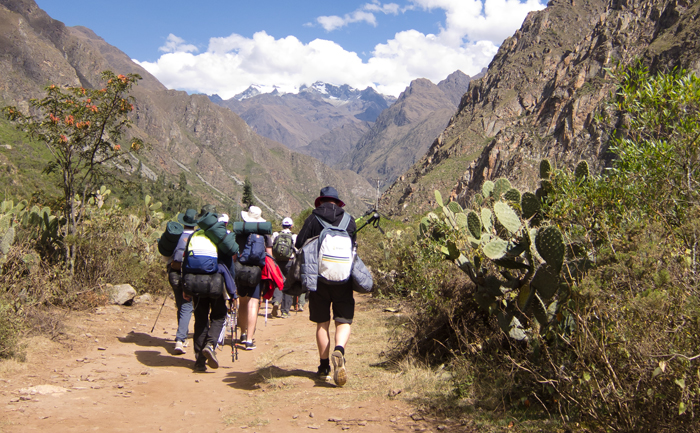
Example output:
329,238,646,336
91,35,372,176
0,295,441,432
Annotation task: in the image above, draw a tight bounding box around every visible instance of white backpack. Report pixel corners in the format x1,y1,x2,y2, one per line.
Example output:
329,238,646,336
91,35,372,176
316,214,354,284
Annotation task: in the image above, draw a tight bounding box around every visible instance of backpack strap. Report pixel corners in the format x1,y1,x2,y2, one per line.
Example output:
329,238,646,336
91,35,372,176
315,213,351,231
181,229,196,275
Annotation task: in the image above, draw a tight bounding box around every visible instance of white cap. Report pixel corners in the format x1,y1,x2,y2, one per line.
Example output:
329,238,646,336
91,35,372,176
282,217,293,227
218,213,229,223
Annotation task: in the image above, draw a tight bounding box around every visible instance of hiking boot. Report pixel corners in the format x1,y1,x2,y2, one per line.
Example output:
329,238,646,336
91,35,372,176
316,365,331,380
239,333,247,344
193,356,207,372
331,350,347,386
271,304,279,317
202,344,219,369
243,340,256,351
174,341,186,355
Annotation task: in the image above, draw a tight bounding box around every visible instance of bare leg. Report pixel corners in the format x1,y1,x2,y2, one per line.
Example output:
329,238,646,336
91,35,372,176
316,321,331,359
334,322,351,349
246,297,260,341
239,297,250,335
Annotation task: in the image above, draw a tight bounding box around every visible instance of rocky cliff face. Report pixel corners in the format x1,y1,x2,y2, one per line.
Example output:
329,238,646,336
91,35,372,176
381,0,700,218
0,0,375,217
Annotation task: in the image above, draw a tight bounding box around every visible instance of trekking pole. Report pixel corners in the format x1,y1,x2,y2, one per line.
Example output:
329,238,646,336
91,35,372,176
265,299,268,326
150,293,169,333
231,300,238,362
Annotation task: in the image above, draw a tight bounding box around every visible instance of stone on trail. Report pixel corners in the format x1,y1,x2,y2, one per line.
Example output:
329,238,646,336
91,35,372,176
19,385,68,395
107,284,136,305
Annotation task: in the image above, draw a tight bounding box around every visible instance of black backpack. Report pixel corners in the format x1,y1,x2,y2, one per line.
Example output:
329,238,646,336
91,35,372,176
272,232,294,260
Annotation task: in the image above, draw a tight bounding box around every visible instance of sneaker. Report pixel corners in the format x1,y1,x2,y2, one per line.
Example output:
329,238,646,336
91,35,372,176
239,333,247,344
243,340,256,351
202,344,219,369
297,306,304,312
174,341,186,355
280,312,290,319
316,365,331,380
331,350,347,386
193,356,207,372
271,304,279,317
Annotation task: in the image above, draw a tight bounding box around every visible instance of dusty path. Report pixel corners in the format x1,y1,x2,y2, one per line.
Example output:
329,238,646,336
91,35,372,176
0,295,446,432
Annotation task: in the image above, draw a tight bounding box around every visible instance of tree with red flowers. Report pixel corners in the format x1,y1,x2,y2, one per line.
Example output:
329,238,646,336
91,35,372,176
2,70,145,273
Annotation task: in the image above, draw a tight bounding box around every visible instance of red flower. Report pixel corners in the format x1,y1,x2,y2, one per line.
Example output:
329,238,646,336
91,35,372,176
114,144,121,151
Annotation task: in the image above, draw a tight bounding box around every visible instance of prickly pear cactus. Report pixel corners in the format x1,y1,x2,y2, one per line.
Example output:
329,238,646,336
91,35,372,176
540,159,552,179
1,227,15,255
575,160,590,180
421,157,584,341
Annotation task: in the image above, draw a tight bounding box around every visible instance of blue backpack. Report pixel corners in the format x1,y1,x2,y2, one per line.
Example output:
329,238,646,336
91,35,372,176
238,233,266,266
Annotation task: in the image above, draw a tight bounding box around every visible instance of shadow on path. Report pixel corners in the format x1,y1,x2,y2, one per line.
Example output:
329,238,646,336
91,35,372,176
223,366,335,390
118,331,194,369
134,350,194,368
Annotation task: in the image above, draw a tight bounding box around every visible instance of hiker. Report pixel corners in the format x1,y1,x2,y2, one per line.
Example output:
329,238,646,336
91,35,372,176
271,217,297,318
235,205,273,350
182,206,238,372
295,186,357,386
167,208,197,354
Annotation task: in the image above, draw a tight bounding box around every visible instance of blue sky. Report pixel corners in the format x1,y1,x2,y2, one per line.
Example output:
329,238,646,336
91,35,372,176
35,0,546,98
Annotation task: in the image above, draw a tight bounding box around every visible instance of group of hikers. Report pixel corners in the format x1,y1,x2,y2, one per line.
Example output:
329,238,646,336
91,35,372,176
160,186,358,386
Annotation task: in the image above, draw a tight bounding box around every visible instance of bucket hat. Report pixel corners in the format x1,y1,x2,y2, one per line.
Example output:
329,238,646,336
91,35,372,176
177,208,198,226
241,206,266,222
314,186,345,208
198,204,217,218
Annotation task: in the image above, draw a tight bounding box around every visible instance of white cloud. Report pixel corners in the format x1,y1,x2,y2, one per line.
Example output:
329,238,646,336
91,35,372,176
158,33,198,54
137,0,546,98
314,1,400,31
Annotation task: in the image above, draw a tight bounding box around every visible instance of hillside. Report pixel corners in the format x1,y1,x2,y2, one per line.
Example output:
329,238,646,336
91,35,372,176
337,71,479,186
380,0,700,218
0,0,375,217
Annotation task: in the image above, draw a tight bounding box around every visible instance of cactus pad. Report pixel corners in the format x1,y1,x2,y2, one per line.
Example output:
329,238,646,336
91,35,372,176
493,178,512,199
0,227,15,255
521,192,540,220
447,201,462,214
455,212,468,229
440,241,461,260
531,263,560,300
539,159,552,179
473,193,484,206
575,160,590,180
466,211,481,239
483,238,508,259
482,180,494,198
434,190,444,207
503,188,521,204
494,201,521,235
540,179,554,194
535,225,565,272
481,208,493,233
533,294,548,325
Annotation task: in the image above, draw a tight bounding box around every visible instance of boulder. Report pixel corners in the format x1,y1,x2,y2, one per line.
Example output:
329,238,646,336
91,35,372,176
133,293,153,305
108,284,136,305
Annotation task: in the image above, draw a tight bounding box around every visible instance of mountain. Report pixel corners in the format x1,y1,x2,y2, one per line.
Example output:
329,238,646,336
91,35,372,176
213,84,396,151
380,0,700,218
0,0,375,217
337,70,480,186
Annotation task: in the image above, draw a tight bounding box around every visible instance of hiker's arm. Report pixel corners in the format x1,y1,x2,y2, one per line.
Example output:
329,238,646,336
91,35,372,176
183,291,191,301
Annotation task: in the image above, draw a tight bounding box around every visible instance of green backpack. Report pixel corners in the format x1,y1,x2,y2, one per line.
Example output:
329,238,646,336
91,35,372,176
272,232,294,260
